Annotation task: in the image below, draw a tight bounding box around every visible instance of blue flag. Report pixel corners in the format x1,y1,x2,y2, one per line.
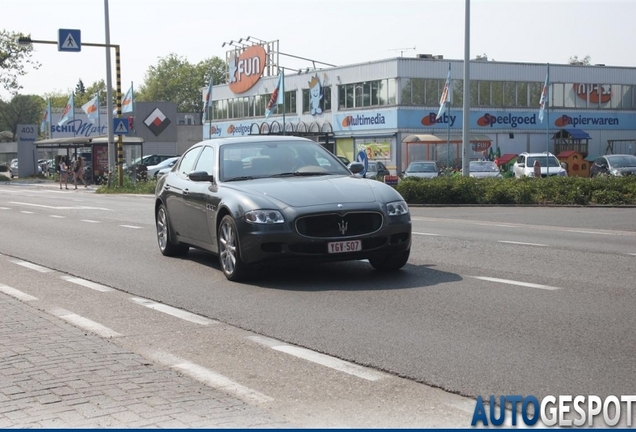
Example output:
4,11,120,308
538,72,548,123
265,71,284,118
58,93,74,126
202,74,214,123
436,65,451,120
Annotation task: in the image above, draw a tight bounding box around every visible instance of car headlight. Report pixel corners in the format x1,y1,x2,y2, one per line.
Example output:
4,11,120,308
386,200,409,216
611,169,622,177
245,210,285,224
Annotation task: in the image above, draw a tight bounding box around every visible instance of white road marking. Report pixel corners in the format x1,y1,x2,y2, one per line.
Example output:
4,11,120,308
498,240,547,247
471,276,561,291
49,215,66,219
81,219,100,223
475,223,517,228
628,253,636,257
566,229,607,235
10,260,54,273
131,297,217,325
50,308,122,338
248,335,387,381
120,225,143,229
173,361,273,404
61,276,114,292
20,211,34,214
145,351,273,404
9,201,113,211
0,207,10,210
0,284,38,301
413,232,440,236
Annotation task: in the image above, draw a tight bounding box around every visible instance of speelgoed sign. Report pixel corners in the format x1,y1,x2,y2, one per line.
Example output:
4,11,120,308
228,45,267,94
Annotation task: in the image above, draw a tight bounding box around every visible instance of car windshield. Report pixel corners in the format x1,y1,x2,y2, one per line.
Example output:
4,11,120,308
526,156,561,167
407,162,437,172
470,161,499,172
219,140,351,181
608,155,636,168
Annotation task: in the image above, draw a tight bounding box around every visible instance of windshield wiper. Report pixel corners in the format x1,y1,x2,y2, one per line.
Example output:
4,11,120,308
268,171,328,177
224,175,256,182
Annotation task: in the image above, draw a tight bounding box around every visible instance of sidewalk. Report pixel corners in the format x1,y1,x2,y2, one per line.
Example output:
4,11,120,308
0,293,290,428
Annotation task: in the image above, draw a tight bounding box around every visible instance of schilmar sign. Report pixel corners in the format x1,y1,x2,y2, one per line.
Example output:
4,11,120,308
228,45,267,94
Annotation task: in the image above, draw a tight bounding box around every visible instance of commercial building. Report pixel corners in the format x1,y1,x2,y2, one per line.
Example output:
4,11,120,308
204,49,636,174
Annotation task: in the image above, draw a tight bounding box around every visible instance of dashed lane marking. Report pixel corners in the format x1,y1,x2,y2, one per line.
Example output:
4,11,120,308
50,308,122,338
0,284,38,301
120,225,143,229
498,240,547,247
9,201,113,211
0,207,10,210
131,297,217,325
248,335,387,381
49,215,66,219
61,276,114,292
565,229,608,235
413,232,440,236
20,211,34,214
10,260,54,273
81,219,101,223
146,351,273,404
471,276,561,291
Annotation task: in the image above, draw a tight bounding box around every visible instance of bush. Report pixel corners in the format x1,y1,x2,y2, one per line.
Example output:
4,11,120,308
396,175,636,206
95,171,157,194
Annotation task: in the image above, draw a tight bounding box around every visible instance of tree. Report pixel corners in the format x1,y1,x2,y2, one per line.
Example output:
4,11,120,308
75,79,86,96
136,53,227,113
568,55,591,65
0,94,45,140
0,30,41,96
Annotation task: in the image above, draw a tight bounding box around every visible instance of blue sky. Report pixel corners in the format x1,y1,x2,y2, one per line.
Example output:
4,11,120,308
3,0,635,100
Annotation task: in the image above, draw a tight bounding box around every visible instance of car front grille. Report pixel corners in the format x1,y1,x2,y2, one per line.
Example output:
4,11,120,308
295,212,384,238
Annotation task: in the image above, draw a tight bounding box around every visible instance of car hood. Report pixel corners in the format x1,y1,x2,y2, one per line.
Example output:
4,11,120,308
615,167,636,175
405,172,438,178
224,175,386,207
471,171,501,178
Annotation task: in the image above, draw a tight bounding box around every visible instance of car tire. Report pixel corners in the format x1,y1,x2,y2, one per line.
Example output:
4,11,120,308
218,215,249,282
156,204,189,257
369,249,410,271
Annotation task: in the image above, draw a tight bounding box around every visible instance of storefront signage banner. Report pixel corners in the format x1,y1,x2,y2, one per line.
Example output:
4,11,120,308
206,118,300,139
333,109,397,132
398,109,636,131
49,113,109,138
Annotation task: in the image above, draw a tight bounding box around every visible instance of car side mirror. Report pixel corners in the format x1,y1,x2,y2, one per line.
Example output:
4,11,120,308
348,162,364,174
517,163,525,168
188,171,214,182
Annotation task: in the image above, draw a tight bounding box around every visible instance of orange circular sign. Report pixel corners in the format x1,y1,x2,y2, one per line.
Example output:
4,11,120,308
228,45,267,94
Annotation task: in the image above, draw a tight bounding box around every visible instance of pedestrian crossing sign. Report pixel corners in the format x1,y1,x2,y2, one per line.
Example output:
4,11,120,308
58,29,81,52
113,118,129,135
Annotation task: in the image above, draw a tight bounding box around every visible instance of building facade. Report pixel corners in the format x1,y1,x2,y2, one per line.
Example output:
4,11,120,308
204,54,636,174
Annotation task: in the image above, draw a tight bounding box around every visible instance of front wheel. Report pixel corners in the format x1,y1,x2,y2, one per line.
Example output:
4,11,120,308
156,204,189,257
218,215,249,281
369,249,410,271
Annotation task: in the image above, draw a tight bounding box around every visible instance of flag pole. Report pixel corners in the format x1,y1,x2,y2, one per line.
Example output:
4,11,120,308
546,63,550,176
282,69,286,136
446,63,451,174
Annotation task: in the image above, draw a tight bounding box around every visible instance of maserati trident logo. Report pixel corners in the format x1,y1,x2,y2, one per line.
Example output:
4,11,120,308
338,219,348,235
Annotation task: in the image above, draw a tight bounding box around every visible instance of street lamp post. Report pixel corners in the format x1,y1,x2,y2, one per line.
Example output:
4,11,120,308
17,36,125,186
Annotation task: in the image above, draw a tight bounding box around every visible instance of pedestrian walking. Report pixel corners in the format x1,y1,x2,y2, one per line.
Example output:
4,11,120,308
59,157,69,189
72,156,87,189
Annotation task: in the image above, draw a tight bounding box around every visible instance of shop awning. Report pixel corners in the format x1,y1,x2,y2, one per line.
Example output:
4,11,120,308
553,128,591,140
402,134,492,143
497,153,518,165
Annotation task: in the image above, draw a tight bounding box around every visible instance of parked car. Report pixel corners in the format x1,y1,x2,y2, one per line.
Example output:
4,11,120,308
147,156,180,179
154,136,411,281
590,154,636,177
364,161,391,179
512,152,568,178
337,155,351,166
125,154,174,176
9,160,18,178
468,161,502,178
402,161,440,179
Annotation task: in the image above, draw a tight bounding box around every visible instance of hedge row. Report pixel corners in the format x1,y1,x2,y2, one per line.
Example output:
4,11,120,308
395,176,636,205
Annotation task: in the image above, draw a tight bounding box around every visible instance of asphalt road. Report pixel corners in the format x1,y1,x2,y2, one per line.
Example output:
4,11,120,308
1,183,635,405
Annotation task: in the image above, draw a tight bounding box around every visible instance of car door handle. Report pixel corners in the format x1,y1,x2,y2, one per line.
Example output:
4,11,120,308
164,184,171,190
183,188,189,196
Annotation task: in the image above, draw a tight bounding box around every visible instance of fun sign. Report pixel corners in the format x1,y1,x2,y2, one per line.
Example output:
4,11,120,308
228,45,267,94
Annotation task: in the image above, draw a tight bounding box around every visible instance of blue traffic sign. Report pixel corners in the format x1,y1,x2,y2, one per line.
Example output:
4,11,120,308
113,118,129,135
356,150,368,177
58,29,81,52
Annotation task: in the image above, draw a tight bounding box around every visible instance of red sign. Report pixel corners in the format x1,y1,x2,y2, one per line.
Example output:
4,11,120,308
228,45,267,94
573,84,611,104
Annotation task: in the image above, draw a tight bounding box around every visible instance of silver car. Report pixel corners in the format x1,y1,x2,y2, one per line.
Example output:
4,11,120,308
468,161,502,178
403,161,440,179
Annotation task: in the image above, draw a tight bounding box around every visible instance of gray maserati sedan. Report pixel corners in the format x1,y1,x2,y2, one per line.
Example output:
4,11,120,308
154,136,411,281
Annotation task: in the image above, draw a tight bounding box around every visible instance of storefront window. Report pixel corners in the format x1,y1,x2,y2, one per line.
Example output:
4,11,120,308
491,81,503,106
469,81,479,106
387,79,396,105
424,79,438,106
552,83,564,107
517,82,528,107
622,85,634,109
323,86,332,111
452,79,463,106
284,91,297,114
254,95,267,117
529,82,542,107
503,82,516,107
479,81,491,106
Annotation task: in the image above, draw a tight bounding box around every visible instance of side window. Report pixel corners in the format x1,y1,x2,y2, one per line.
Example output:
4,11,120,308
194,146,215,174
518,155,525,165
177,148,201,177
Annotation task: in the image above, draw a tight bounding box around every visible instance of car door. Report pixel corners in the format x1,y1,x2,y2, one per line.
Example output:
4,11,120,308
592,157,608,177
514,155,525,177
164,147,202,240
182,145,216,246
378,162,390,177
